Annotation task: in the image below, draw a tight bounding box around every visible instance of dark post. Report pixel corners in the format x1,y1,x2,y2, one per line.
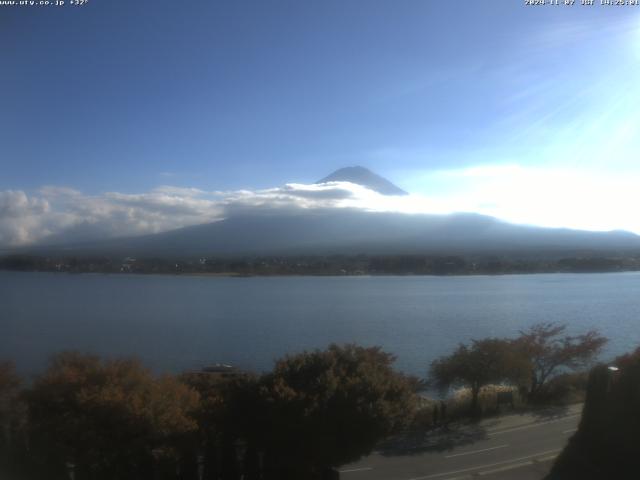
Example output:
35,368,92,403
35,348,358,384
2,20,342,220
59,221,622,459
65,461,76,480
197,453,205,480
258,451,264,480
152,448,163,480
235,440,247,480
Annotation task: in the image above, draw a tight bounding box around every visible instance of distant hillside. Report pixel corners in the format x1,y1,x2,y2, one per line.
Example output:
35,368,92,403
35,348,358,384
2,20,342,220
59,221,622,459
317,166,408,196
20,209,640,258
6,167,640,260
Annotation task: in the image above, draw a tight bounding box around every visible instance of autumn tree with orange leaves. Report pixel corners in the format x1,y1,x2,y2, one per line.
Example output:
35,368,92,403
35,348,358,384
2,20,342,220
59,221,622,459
515,322,607,399
26,352,200,480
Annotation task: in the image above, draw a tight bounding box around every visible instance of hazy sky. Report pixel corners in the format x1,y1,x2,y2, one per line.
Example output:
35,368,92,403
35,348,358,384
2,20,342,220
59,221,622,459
2,1,640,246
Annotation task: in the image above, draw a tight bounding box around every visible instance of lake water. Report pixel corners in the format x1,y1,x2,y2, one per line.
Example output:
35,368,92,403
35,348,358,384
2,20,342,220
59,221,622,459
2,271,640,378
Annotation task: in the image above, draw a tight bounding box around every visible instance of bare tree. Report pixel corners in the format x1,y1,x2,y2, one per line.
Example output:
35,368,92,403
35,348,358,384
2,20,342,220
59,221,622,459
515,323,607,399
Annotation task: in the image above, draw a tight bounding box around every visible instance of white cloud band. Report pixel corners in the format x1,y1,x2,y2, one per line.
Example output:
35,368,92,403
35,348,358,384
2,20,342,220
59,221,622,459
2,164,640,249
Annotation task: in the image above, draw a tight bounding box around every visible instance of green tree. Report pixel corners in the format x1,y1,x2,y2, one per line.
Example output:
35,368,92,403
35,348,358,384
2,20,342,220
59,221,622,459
548,347,640,479
26,352,200,480
258,344,417,479
180,370,261,480
430,338,526,416
515,323,607,400
0,361,22,468
0,361,21,429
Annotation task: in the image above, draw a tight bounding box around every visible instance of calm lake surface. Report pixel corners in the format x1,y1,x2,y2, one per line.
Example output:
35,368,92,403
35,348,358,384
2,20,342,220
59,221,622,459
2,271,640,377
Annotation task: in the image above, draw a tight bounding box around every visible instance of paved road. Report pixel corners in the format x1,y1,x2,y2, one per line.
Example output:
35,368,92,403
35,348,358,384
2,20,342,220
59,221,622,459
339,404,582,480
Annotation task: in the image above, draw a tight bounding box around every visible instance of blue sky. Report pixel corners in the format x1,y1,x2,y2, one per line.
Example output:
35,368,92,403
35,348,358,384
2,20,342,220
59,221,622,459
2,1,640,246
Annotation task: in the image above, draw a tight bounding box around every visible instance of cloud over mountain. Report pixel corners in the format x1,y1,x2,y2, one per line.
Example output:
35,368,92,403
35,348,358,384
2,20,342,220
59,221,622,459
0,190,51,246
0,180,385,248
3,164,640,250
0,186,222,248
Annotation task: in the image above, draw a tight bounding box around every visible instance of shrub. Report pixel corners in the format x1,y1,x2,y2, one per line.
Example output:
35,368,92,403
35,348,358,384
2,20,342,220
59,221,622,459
447,385,523,418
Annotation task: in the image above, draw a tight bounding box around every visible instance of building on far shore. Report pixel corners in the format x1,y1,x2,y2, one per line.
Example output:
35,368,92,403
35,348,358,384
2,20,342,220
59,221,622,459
190,363,246,382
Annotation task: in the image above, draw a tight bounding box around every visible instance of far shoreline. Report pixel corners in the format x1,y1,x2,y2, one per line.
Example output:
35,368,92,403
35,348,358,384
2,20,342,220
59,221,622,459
2,268,640,279
3,250,640,278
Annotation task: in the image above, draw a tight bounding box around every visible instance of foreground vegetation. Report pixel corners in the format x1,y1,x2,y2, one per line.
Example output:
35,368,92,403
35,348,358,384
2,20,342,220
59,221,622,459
430,323,606,416
547,347,640,479
0,345,418,480
0,323,607,479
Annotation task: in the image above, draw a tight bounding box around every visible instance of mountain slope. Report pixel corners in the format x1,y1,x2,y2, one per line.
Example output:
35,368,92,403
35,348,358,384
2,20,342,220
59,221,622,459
27,210,640,258
10,167,640,259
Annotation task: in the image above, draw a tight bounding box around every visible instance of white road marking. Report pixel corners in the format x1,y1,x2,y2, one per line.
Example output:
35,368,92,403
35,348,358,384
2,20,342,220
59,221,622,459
406,449,561,480
487,414,580,436
479,453,559,476
478,460,533,476
339,467,373,473
444,444,509,459
536,453,560,462
562,428,577,434
535,453,558,463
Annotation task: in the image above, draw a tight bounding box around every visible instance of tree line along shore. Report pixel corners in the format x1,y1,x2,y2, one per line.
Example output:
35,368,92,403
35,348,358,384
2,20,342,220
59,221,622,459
1,322,624,480
3,252,640,276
